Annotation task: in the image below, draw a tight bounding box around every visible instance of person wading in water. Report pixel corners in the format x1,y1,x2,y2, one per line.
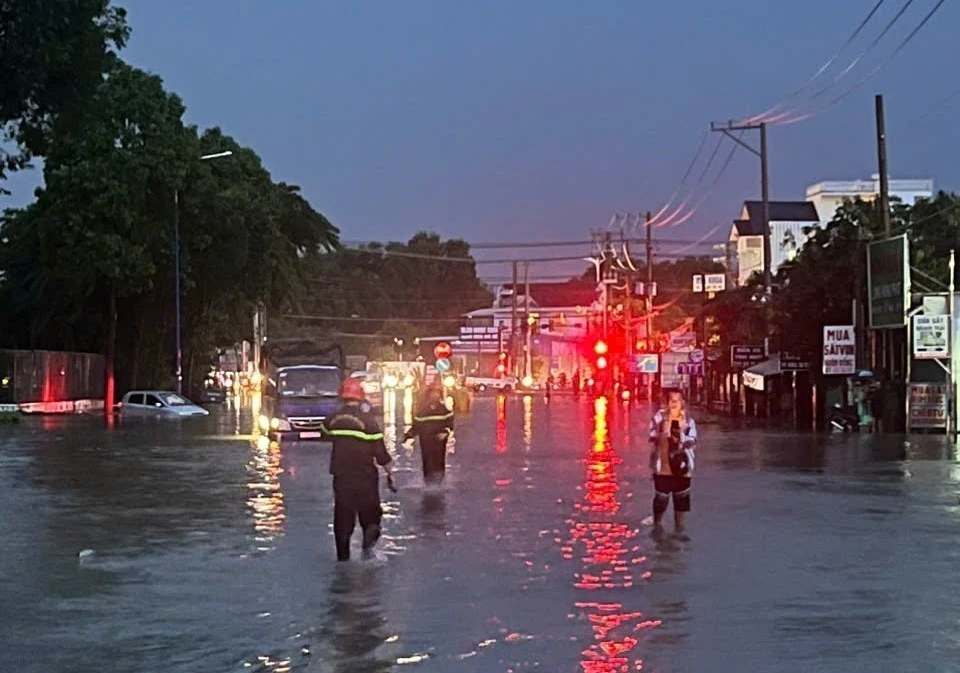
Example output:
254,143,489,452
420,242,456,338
648,388,698,533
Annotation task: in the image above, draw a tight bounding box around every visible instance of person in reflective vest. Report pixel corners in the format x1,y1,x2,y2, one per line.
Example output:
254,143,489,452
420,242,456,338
322,377,396,561
404,384,454,485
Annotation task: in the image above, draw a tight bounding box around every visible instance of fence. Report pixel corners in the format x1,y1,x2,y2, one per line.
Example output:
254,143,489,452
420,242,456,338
0,350,105,406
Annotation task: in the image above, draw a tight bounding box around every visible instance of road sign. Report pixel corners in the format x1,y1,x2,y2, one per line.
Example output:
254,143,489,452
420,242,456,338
677,362,704,376
693,274,704,293
434,342,452,359
705,273,726,293
632,354,659,374
731,345,765,368
689,348,704,364
458,326,500,342
670,333,696,352
435,358,451,373
780,353,811,372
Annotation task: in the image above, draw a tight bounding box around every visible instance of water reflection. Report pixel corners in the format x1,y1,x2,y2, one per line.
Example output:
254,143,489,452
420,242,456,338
383,389,398,454
496,395,507,453
246,435,286,552
568,396,648,672
522,395,533,450
320,567,395,673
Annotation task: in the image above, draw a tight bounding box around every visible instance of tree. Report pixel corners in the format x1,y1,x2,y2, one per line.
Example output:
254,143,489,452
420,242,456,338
1,0,129,185
0,62,340,397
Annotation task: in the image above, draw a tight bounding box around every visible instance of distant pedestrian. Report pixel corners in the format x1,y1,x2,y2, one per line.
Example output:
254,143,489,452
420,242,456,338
404,384,454,485
648,388,698,533
322,377,396,561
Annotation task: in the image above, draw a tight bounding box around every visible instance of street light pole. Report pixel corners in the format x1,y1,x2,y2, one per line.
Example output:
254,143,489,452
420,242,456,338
174,150,233,395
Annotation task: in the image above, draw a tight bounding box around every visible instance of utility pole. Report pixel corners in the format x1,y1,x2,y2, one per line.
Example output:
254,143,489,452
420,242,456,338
876,94,891,238
511,261,519,379
711,119,772,354
524,261,532,382
645,211,654,403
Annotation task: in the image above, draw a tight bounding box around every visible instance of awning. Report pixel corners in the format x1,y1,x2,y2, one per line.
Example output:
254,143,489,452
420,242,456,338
743,355,781,392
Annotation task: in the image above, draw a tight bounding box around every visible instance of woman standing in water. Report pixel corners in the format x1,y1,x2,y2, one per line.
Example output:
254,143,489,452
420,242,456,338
648,388,697,533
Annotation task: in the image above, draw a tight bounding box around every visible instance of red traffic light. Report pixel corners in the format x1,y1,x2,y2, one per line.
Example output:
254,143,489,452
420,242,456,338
594,340,608,355
497,363,507,374
434,342,452,359
635,340,647,352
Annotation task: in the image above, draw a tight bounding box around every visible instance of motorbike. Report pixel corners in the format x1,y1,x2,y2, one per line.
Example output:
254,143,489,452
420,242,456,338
827,403,860,433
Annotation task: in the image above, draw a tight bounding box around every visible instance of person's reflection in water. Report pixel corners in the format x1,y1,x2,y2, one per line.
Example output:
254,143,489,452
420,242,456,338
420,492,447,536
321,567,393,673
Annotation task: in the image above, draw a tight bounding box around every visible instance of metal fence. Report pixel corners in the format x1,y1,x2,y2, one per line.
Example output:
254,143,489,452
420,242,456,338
0,350,104,404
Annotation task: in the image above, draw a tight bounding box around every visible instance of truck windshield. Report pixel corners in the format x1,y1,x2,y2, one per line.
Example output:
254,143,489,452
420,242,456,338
278,368,340,397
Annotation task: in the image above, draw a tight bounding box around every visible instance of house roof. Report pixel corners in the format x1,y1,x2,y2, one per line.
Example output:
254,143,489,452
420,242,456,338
499,281,599,308
731,201,820,237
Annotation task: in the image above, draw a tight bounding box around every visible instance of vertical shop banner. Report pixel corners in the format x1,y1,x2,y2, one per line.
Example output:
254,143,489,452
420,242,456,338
867,235,910,328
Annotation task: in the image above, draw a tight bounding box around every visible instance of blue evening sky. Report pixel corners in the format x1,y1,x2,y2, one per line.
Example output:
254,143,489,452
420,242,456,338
4,0,957,281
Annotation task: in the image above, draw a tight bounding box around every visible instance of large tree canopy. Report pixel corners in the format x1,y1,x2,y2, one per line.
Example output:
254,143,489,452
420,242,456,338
0,60,339,395
1,0,129,184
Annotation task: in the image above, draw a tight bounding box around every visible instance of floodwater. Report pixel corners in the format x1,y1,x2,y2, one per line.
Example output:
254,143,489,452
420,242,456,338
2,392,959,672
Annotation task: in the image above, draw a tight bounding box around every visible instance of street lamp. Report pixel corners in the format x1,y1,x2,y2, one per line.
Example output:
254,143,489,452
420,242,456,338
174,150,233,394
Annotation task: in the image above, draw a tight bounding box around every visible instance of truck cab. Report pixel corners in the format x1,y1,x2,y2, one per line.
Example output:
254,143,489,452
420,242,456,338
258,340,345,441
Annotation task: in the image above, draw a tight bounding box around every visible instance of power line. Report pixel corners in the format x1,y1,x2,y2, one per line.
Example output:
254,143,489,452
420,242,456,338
776,0,949,125
338,236,721,251
746,0,889,124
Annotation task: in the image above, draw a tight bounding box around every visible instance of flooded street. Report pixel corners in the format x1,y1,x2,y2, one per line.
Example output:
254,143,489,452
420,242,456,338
2,394,960,672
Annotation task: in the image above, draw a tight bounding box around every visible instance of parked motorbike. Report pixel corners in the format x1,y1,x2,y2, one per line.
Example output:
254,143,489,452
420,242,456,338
827,403,860,433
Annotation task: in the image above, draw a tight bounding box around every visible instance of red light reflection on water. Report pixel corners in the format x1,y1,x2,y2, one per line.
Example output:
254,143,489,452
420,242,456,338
565,396,653,672
495,395,507,453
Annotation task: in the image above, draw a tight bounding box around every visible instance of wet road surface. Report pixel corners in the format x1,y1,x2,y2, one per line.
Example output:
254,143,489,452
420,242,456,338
2,394,960,672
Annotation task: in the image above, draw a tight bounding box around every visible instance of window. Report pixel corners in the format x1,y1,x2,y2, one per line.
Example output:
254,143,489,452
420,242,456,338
128,394,145,405
144,394,163,407
159,393,190,406
278,368,340,397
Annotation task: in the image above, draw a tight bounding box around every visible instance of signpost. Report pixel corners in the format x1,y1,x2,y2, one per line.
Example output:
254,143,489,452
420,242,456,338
435,358,451,373
434,342,452,360
631,354,659,374
867,235,910,328
730,345,765,369
780,353,811,372
704,273,726,293
692,275,704,293
822,325,856,375
912,314,949,359
908,383,948,430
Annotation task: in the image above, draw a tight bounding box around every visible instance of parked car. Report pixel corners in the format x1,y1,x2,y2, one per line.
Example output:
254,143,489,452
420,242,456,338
465,375,517,393
120,391,209,417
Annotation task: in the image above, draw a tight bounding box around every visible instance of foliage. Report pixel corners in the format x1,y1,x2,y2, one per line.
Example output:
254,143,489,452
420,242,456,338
0,60,339,396
706,193,960,363
1,0,129,185
281,233,493,355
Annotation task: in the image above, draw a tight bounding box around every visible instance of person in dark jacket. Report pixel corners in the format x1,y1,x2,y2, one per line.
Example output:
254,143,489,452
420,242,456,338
322,377,396,561
404,384,454,485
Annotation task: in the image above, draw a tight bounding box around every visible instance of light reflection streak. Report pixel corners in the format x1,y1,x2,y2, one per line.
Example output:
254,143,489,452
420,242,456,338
496,395,507,453
383,389,398,455
246,436,286,551
565,396,652,672
522,395,533,449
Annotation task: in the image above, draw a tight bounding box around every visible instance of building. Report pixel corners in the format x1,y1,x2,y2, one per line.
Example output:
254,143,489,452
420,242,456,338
805,175,934,225
728,201,821,287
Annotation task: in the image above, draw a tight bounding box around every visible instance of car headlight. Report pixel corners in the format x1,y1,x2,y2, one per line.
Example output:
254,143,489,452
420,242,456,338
271,417,291,431
258,415,270,432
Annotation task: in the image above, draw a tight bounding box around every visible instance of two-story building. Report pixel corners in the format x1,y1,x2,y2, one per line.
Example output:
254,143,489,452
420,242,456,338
805,175,934,225
729,200,822,287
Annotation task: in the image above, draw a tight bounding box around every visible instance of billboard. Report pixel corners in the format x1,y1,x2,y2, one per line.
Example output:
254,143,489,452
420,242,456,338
867,235,910,328
908,383,947,430
912,314,950,359
822,325,855,376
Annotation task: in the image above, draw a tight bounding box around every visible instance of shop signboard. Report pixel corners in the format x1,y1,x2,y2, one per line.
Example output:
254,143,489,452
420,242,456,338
908,383,948,430
867,235,910,328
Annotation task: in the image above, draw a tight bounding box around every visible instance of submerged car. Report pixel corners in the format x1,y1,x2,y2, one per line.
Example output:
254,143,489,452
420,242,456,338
120,390,209,417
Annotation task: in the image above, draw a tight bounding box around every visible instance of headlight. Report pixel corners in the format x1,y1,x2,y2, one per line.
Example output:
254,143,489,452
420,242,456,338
258,415,270,431
271,417,291,431
443,375,456,389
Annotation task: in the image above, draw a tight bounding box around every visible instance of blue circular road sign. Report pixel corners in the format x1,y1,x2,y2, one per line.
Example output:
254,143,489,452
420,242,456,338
435,357,451,372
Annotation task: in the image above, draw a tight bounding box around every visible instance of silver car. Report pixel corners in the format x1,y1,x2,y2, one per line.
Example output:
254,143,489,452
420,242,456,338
120,390,209,417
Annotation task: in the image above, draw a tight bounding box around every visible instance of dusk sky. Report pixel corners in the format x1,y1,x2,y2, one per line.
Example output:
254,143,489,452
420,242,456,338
5,0,958,281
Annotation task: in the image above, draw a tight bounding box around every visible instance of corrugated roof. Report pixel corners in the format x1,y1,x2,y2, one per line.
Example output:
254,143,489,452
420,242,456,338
742,201,820,225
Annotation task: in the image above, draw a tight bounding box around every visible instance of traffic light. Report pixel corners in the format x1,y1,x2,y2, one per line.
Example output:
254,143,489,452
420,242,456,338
497,351,508,375
594,340,608,370
635,339,648,353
